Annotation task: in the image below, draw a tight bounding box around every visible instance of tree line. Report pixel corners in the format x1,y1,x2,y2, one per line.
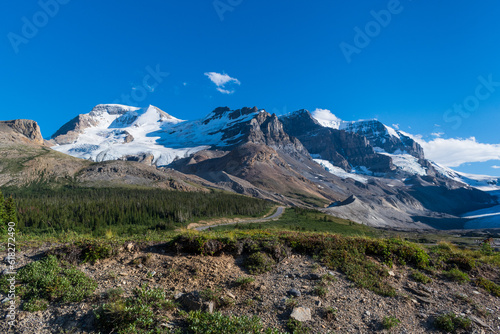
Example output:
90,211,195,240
0,190,18,233
3,186,272,236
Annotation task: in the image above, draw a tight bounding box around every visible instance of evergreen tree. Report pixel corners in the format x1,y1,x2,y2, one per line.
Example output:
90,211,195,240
0,190,4,231
4,197,18,225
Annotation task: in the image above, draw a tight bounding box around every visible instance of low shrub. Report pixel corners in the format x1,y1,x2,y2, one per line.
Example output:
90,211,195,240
244,252,276,274
443,268,470,284
96,285,176,333
235,276,255,289
0,255,97,311
286,318,309,334
434,312,471,333
411,270,432,284
186,311,285,334
476,277,500,297
80,241,113,263
382,316,401,329
313,285,327,298
323,307,337,321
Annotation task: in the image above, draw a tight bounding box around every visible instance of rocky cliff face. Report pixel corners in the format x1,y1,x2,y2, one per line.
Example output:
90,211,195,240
342,119,425,159
1,119,44,145
280,110,394,173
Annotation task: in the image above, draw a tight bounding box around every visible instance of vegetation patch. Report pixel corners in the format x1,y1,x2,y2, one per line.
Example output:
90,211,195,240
48,240,116,264
313,284,327,298
235,276,255,289
475,277,500,297
443,268,470,284
434,312,472,333
411,270,432,284
244,251,276,274
286,318,309,334
323,307,337,322
0,255,96,311
95,284,176,334
382,316,401,330
213,207,379,237
186,311,285,334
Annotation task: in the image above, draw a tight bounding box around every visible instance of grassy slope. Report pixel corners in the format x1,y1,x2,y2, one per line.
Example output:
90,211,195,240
212,207,380,237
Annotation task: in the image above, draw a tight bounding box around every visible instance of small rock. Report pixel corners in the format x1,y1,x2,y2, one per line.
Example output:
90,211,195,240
365,311,371,317
414,295,435,304
305,273,321,280
470,315,488,328
174,293,183,300
388,271,395,277
226,292,236,299
119,272,129,276
473,291,481,295
288,288,301,297
125,242,135,252
290,307,312,322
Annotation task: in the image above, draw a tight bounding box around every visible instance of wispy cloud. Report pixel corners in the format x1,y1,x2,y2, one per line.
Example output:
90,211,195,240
204,72,241,94
412,136,500,167
492,165,500,169
431,132,444,138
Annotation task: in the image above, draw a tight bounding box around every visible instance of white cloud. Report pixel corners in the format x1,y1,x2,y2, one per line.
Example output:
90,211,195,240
414,136,500,167
392,124,400,130
312,108,341,122
311,108,343,128
204,72,240,94
492,165,500,169
216,87,233,94
431,132,444,138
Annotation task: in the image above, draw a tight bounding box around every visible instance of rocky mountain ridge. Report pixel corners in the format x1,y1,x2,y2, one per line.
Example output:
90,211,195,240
2,105,499,229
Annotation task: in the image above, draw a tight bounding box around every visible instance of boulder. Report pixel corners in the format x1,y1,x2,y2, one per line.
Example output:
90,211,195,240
177,291,214,313
290,306,312,322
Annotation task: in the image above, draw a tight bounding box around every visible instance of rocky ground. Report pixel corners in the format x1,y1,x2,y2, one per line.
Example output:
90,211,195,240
1,242,500,333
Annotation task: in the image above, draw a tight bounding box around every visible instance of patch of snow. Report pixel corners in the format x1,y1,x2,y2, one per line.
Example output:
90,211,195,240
377,152,427,176
384,125,400,139
313,159,368,183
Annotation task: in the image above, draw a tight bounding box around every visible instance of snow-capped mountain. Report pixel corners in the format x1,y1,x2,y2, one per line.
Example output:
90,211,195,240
279,109,428,179
52,104,204,166
48,104,498,229
51,105,306,166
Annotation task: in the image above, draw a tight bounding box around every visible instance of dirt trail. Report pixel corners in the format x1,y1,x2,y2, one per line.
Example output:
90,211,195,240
193,206,285,231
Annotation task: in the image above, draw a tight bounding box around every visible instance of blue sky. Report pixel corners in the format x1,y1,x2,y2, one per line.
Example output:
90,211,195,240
2,0,500,175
